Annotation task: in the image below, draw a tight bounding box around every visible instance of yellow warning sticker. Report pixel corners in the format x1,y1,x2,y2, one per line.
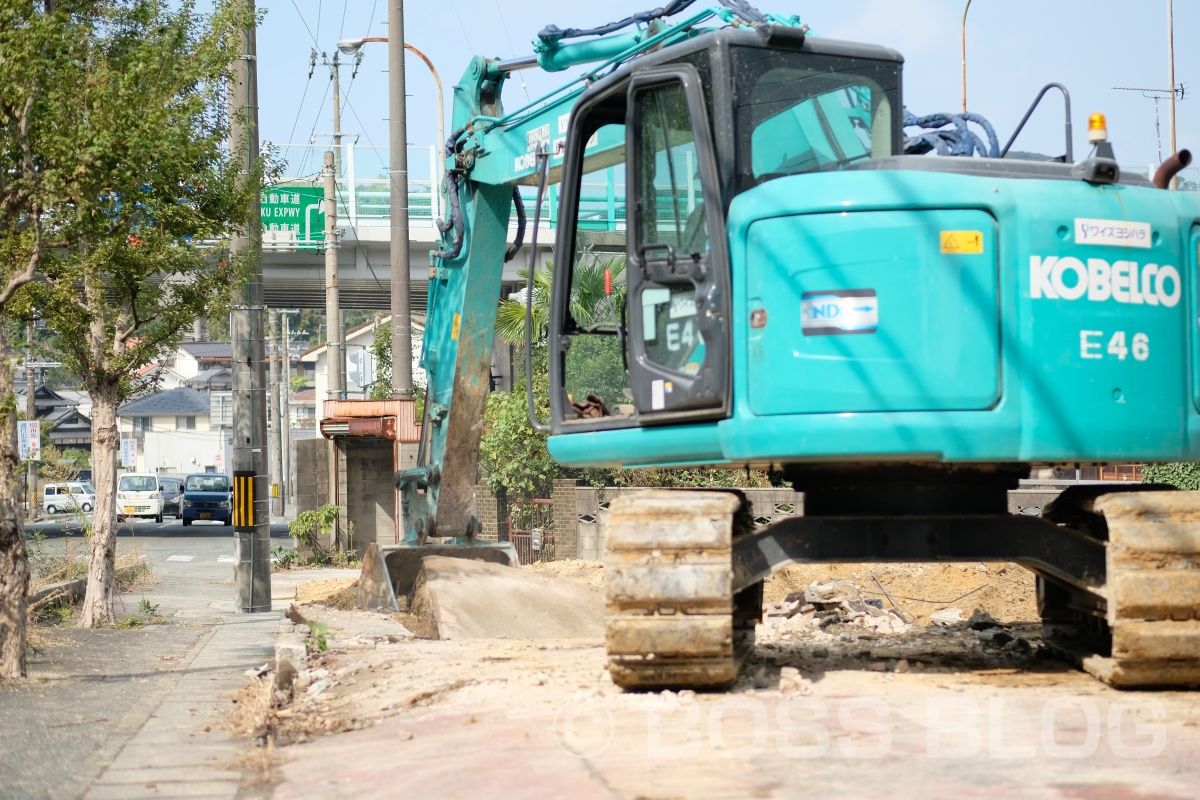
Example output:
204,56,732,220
940,230,984,254
451,313,461,341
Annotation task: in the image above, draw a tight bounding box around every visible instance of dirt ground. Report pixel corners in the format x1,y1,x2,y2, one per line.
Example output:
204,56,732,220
253,561,1200,799
529,559,1037,624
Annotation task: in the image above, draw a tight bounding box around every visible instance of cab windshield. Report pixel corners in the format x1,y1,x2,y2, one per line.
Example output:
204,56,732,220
731,48,900,188
118,476,157,492
186,475,228,492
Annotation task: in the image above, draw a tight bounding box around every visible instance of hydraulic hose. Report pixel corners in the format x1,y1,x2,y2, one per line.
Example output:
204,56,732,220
505,187,526,262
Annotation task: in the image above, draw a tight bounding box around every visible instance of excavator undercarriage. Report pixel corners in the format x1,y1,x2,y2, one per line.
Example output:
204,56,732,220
603,477,1200,690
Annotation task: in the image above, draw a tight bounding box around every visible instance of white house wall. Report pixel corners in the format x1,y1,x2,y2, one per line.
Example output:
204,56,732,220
131,429,233,475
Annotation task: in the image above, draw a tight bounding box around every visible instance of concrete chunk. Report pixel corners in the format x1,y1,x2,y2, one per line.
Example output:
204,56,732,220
414,556,603,640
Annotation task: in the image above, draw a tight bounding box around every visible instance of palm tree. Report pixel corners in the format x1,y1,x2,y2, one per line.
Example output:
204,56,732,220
495,257,626,348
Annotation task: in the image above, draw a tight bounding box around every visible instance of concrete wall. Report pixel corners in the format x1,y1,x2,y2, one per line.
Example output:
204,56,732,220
293,437,329,517
574,487,805,561
339,438,397,552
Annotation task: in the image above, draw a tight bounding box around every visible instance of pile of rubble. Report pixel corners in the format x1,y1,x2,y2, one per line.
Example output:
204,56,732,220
752,577,1040,675
762,578,911,635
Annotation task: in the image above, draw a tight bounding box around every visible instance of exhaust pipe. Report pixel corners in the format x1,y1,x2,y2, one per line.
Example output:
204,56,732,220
1153,149,1192,189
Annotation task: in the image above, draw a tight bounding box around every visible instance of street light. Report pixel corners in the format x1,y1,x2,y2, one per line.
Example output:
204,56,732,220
336,37,445,188
336,30,443,396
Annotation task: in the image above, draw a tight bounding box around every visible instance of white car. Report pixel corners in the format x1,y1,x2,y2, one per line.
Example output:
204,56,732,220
43,482,96,514
117,473,165,523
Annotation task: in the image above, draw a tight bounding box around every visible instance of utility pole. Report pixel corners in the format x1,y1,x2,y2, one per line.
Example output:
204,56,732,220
319,51,343,174
388,0,413,396
25,319,35,516
267,310,282,516
229,4,271,613
324,151,343,399
961,0,973,113
280,309,298,511
1168,0,1178,189
323,150,341,540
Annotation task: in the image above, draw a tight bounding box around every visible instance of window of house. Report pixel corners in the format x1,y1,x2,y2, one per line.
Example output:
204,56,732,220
176,416,196,430
133,418,151,433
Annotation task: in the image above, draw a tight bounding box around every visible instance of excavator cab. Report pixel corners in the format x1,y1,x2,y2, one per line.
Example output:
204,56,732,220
549,30,902,429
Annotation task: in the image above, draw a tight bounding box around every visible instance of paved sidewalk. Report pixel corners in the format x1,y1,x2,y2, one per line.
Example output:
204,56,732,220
82,612,281,800
77,567,350,800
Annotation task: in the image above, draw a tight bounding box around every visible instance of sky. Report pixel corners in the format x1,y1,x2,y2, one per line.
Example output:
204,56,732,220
254,0,1200,179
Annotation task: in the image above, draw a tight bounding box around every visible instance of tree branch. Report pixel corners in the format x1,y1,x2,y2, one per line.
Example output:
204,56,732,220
0,209,42,306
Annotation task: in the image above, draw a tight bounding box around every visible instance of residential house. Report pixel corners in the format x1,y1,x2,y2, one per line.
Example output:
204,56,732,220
301,315,427,419
172,341,232,380
289,388,317,428
16,383,92,453
186,366,234,393
117,387,231,474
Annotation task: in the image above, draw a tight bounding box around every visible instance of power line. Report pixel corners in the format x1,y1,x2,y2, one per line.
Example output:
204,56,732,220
493,0,532,104
338,0,349,39
289,0,319,48
334,181,388,297
285,72,314,144
447,0,476,52
297,80,332,177
315,0,323,50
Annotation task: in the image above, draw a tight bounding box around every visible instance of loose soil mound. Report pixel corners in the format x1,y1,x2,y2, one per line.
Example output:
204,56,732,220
525,559,604,589
296,578,359,610
521,559,1037,625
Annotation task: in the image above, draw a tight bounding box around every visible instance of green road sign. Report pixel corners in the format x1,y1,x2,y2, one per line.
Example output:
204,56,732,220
260,184,325,249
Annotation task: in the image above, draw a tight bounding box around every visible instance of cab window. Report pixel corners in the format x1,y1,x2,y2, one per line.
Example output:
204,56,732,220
732,48,899,188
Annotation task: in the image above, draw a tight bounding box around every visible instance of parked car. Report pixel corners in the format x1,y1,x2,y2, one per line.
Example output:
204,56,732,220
181,473,232,526
117,473,165,523
160,477,184,519
43,482,96,514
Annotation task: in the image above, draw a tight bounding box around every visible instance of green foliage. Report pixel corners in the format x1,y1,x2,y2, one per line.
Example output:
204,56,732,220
9,0,269,401
1141,463,1200,490
289,503,340,545
368,317,393,400
138,598,160,617
494,259,626,348
36,604,73,624
289,374,309,393
304,620,329,653
479,350,563,499
272,544,300,570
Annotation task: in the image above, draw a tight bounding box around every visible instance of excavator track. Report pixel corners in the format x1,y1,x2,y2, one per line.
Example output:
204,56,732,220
604,490,755,690
1084,491,1200,688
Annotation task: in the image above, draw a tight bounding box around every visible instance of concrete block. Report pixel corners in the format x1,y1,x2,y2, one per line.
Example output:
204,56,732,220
416,556,603,640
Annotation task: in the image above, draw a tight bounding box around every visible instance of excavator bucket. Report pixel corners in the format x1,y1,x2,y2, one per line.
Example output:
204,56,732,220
356,542,521,608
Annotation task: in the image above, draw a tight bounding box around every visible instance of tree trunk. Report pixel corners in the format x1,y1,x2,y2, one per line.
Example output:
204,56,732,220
0,326,31,677
78,381,120,628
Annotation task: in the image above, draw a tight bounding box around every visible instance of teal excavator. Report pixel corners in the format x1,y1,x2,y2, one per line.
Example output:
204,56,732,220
374,1,1200,690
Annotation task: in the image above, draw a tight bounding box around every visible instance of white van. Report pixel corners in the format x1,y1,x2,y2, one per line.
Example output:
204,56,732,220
43,482,96,514
117,473,165,523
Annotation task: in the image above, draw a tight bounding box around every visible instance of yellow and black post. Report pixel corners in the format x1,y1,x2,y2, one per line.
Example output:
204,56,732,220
233,471,256,529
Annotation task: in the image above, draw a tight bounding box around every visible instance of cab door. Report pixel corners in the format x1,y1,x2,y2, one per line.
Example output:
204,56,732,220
624,67,730,419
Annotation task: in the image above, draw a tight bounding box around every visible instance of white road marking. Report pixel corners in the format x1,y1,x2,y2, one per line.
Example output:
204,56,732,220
217,555,235,563
165,555,195,562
